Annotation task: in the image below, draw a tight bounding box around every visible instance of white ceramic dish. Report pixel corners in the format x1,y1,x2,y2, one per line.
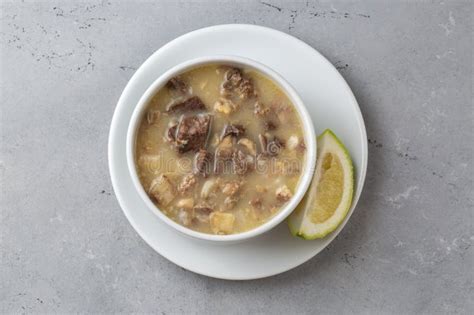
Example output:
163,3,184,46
126,55,317,243
108,24,367,280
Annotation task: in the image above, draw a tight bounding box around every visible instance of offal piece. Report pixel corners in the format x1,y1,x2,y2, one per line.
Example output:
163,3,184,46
210,212,235,234
178,174,197,194
222,180,241,196
214,136,234,174
259,134,284,156
149,174,176,206
238,78,255,99
232,149,253,175
167,96,206,113
221,67,256,100
221,68,242,99
175,114,211,153
166,76,191,95
267,136,284,156
221,124,245,139
166,123,178,142
193,149,213,177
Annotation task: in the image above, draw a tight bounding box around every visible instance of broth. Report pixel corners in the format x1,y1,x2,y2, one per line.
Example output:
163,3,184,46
135,64,306,234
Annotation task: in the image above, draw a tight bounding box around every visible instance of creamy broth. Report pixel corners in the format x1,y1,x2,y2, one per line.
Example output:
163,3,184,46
135,64,306,234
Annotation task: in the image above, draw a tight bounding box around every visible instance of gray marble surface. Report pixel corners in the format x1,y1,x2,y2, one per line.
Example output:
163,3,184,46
1,1,473,314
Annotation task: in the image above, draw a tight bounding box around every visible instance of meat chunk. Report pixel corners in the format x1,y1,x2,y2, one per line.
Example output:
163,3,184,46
214,149,233,173
178,174,197,194
224,68,243,87
193,149,212,177
238,78,255,99
232,149,253,175
166,76,190,95
222,181,241,196
167,96,206,113
148,174,176,206
210,212,235,234
259,134,284,156
213,136,234,174
267,136,284,156
166,123,178,142
175,114,211,153
221,124,245,139
276,185,293,202
220,67,256,100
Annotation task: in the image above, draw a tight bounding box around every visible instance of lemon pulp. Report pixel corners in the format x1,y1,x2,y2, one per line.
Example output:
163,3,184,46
311,152,344,224
288,129,354,240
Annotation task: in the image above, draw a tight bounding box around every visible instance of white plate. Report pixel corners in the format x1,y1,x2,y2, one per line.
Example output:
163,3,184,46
108,24,367,280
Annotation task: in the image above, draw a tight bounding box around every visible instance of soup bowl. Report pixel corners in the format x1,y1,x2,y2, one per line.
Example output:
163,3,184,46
126,55,316,243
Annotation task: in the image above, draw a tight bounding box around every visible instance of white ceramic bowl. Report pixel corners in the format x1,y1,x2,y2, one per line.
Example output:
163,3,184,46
126,55,316,243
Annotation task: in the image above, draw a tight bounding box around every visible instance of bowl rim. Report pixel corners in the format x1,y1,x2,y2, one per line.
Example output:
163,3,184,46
126,55,316,242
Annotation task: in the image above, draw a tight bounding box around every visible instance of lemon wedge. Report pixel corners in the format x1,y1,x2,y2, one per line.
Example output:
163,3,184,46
288,129,354,239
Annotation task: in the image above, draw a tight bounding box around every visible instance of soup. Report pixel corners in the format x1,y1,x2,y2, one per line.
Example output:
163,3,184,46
135,64,306,234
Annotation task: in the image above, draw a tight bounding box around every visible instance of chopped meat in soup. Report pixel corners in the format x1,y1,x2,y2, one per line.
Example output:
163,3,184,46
221,67,256,100
167,96,206,113
166,76,191,95
175,113,211,153
135,65,306,234
193,149,212,177
221,124,245,139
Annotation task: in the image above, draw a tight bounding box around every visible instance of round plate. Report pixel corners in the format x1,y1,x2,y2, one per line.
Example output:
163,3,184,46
108,24,367,280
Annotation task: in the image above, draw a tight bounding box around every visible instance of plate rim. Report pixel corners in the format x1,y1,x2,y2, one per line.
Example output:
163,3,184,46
108,24,368,280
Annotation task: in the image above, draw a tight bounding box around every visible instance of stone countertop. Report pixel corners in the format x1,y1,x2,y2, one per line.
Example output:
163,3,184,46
1,1,472,314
